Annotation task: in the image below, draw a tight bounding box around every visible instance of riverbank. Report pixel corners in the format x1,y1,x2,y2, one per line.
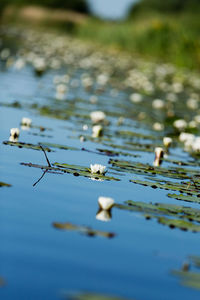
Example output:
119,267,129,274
1,5,200,71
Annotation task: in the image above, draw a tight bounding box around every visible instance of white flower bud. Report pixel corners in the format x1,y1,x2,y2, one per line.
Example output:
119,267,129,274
98,196,114,210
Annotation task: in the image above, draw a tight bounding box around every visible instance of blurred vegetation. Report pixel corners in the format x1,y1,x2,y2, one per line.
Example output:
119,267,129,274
1,0,200,70
75,0,200,70
0,0,90,15
129,0,200,15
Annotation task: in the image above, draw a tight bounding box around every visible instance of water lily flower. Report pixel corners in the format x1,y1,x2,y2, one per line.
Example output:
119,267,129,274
10,128,20,139
90,164,106,175
152,99,165,109
130,93,143,103
173,119,187,131
80,136,85,142
187,98,198,110
153,147,164,167
98,196,114,210
83,124,88,131
192,137,200,153
153,122,164,131
92,125,103,138
163,137,172,148
21,117,32,127
90,111,106,123
89,95,98,104
96,209,111,222
56,84,67,94
33,57,46,75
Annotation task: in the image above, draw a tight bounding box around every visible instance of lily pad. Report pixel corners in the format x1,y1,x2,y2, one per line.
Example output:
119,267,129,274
53,222,116,238
115,200,200,232
167,193,200,204
41,142,79,151
172,270,200,290
0,181,11,187
130,178,200,196
3,141,52,152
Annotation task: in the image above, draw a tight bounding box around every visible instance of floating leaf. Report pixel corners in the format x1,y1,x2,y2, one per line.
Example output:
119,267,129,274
0,277,6,287
167,193,200,204
109,159,200,180
115,200,200,232
172,270,200,290
53,222,116,238
158,217,200,232
190,256,200,268
41,142,79,151
67,292,129,300
130,178,200,196
21,161,120,181
3,141,52,152
0,181,11,187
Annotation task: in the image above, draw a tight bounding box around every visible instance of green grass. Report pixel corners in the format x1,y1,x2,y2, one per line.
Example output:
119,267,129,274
75,13,200,70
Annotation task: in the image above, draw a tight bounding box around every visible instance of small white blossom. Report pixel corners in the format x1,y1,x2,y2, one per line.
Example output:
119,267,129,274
187,98,198,110
130,93,143,103
21,117,32,127
153,122,164,131
194,115,200,124
90,164,106,175
33,57,46,73
89,95,98,104
163,137,172,148
152,99,165,109
173,119,187,131
80,136,85,142
179,132,195,143
90,111,106,123
98,196,114,210
83,124,88,131
97,73,109,86
10,128,20,139
56,84,67,94
192,137,200,153
92,125,103,138
153,147,164,167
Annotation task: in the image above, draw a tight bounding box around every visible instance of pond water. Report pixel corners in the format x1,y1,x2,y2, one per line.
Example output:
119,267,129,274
1,26,200,300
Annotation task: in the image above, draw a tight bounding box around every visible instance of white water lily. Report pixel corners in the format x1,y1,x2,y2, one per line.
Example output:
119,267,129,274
173,119,187,131
90,164,106,175
9,135,18,142
90,111,106,123
179,132,195,143
98,196,114,210
192,137,200,153
92,125,103,138
96,210,111,222
21,117,32,127
153,147,164,167
10,128,20,139
152,99,165,109
163,137,172,148
130,93,143,103
153,122,164,131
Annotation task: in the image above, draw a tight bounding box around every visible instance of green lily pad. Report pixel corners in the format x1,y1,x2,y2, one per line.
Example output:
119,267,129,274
67,292,129,300
158,217,200,232
167,193,200,204
172,270,200,290
41,142,79,151
130,178,200,196
115,200,200,232
53,222,116,238
0,181,11,187
3,141,52,152
53,162,120,181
